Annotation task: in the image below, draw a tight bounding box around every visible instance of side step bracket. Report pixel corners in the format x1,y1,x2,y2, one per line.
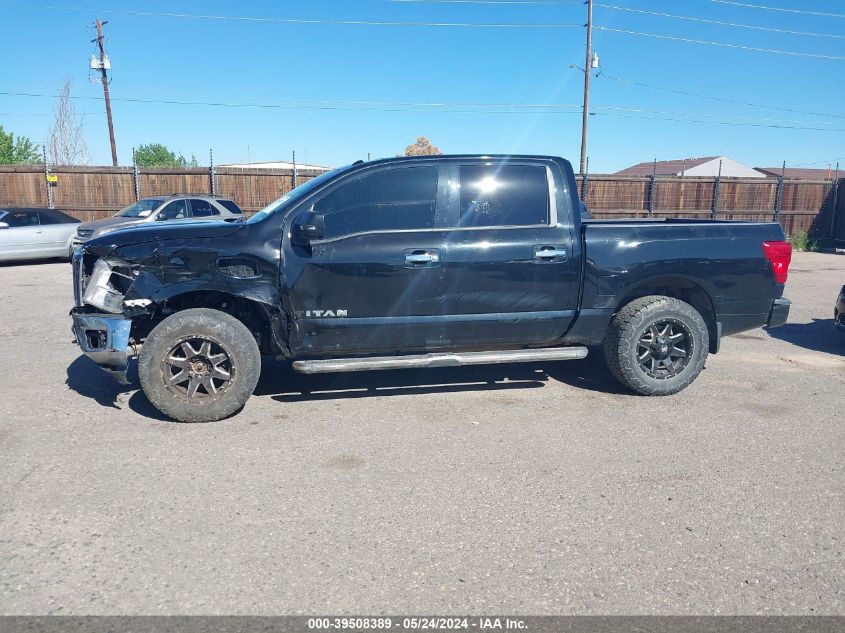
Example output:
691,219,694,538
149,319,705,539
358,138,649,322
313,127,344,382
292,346,588,375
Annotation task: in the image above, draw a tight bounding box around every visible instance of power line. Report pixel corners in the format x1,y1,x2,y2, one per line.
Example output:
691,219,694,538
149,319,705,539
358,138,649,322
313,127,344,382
594,26,845,60
595,4,845,38
4,89,845,131
67,85,837,126
709,1,845,19
595,111,845,132
1,4,584,28
119,93,585,110
593,104,843,127
0,90,586,114
389,0,579,3
598,72,845,120
792,157,845,167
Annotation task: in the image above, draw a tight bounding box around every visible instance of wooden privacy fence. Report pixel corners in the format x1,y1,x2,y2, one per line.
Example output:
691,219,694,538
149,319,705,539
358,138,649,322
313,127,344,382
1,165,842,239
576,174,842,239
0,165,325,222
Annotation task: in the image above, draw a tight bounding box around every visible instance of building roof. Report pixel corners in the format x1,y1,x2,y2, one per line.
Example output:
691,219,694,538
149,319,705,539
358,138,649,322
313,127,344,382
219,161,332,171
754,166,839,180
616,157,718,177
616,156,765,178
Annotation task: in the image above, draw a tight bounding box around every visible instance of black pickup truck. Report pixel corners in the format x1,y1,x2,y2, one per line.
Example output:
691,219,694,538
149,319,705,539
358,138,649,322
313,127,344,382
71,155,792,422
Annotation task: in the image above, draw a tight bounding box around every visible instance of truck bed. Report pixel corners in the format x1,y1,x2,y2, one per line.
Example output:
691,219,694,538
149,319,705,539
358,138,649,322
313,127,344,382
561,218,788,348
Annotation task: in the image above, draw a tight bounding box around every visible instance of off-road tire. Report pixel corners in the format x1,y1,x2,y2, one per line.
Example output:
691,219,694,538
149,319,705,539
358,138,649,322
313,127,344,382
139,308,261,422
603,296,709,396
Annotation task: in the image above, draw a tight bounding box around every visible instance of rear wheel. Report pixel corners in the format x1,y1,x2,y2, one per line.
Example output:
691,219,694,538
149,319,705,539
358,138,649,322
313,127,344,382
139,308,261,422
603,296,709,396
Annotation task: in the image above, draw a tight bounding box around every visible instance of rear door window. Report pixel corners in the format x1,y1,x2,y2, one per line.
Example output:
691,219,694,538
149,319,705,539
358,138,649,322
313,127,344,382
313,165,439,239
456,164,549,227
190,199,220,217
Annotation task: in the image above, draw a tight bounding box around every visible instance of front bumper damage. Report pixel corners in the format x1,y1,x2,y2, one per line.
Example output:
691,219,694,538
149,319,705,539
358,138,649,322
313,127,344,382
71,309,133,384
71,250,135,384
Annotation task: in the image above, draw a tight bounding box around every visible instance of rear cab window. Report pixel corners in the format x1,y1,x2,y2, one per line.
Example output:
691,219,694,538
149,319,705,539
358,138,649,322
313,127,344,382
455,164,550,228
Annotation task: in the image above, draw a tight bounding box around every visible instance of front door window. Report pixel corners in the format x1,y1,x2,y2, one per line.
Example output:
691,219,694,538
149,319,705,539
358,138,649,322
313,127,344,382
312,166,439,239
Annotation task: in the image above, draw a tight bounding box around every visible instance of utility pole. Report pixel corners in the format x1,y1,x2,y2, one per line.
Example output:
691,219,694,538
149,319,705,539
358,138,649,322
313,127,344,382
579,0,593,175
93,19,118,166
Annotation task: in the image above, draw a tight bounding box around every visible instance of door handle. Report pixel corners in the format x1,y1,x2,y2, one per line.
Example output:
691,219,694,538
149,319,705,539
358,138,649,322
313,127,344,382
405,253,438,264
404,249,440,268
534,246,567,261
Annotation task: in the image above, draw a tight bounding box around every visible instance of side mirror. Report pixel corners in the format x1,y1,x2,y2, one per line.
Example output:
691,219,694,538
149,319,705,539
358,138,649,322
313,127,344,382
292,212,324,245
0,222,9,230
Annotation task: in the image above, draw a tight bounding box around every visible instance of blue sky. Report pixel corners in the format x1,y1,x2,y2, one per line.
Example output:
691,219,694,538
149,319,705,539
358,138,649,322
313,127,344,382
0,0,843,172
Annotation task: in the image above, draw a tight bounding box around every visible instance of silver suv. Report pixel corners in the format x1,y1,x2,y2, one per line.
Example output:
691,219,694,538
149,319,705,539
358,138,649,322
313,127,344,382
73,194,243,247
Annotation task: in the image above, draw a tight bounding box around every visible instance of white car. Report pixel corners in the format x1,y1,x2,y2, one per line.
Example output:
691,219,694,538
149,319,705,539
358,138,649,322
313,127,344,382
72,194,244,248
0,208,80,262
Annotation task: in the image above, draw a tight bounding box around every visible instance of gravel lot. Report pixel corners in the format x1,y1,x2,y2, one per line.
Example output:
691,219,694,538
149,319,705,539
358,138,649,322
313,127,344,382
0,252,843,615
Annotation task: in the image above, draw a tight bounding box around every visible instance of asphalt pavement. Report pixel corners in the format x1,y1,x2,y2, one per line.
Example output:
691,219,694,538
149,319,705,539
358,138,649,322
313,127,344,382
0,252,843,615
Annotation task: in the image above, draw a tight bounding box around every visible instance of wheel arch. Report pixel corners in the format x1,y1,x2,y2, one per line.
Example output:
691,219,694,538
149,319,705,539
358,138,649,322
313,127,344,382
613,276,719,354
139,289,290,357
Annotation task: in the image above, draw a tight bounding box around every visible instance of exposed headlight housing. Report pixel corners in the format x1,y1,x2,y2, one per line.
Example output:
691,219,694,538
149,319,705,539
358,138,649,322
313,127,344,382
82,258,133,313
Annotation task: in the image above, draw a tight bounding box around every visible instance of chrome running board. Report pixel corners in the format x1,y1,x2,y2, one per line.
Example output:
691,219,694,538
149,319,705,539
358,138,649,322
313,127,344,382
292,346,588,374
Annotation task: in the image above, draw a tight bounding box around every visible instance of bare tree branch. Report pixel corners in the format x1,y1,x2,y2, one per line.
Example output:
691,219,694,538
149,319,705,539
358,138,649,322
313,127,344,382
47,78,90,165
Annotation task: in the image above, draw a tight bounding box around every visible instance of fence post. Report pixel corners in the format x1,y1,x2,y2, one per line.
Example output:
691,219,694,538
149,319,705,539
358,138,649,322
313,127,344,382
132,147,140,201
580,156,589,202
711,159,722,220
292,150,298,189
774,160,785,223
209,148,216,195
647,158,656,217
830,163,840,240
43,147,54,209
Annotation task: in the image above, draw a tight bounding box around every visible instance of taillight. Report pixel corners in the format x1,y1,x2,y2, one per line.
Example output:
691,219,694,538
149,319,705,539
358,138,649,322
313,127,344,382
762,241,792,284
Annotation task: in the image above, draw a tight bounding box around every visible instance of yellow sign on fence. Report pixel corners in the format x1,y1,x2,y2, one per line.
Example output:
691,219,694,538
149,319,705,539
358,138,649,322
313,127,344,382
46,174,58,183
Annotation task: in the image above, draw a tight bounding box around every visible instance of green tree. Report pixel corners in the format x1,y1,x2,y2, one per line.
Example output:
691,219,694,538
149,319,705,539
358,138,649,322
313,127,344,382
134,143,197,167
0,126,41,164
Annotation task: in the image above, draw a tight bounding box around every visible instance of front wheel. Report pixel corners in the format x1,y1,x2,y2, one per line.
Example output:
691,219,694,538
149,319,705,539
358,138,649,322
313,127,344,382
138,308,261,422
603,296,709,396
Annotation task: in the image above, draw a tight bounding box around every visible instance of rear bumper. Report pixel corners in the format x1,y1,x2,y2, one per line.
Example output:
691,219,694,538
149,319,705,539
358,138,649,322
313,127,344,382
71,310,132,384
766,297,791,329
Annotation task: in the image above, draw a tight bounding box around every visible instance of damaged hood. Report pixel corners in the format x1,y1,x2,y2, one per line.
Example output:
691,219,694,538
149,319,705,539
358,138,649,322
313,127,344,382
82,219,246,256
77,216,144,235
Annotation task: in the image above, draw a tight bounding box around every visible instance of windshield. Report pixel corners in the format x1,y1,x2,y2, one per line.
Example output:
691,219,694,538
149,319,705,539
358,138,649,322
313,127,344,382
247,168,345,224
116,198,164,218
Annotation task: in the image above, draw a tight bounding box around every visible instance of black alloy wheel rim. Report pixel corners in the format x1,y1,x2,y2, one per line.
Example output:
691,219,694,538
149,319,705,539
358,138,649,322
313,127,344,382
636,319,692,379
162,337,235,402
